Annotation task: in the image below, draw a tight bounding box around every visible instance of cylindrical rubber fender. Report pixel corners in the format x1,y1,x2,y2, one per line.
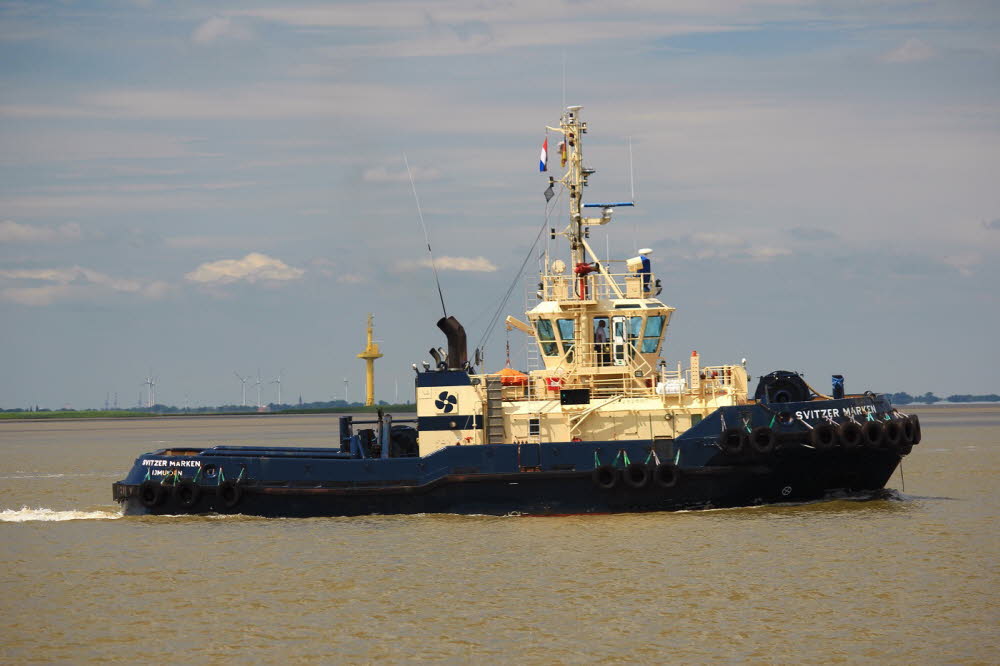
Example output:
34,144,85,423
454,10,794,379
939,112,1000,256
139,480,165,508
654,463,680,489
884,420,903,448
909,414,922,445
622,463,650,489
175,479,201,510
749,426,776,455
718,428,747,456
591,465,618,490
838,422,863,449
862,421,885,448
901,417,915,444
218,480,243,509
810,423,837,450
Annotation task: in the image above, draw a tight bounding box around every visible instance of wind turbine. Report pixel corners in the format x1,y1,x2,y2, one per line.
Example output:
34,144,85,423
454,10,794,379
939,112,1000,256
270,369,283,406
253,370,262,409
343,377,349,404
143,373,157,408
234,371,249,407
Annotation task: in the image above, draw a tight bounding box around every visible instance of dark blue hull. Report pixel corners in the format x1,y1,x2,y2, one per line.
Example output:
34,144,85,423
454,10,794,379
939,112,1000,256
113,395,917,517
116,447,902,517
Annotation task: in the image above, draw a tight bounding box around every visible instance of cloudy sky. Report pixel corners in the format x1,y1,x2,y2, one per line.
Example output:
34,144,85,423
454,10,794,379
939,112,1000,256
1,1,998,409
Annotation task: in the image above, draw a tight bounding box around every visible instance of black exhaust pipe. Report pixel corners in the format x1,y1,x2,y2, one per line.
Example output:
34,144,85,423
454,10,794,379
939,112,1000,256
436,316,468,370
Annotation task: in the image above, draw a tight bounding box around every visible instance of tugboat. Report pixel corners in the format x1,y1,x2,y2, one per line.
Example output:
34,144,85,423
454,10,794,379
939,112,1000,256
113,106,921,517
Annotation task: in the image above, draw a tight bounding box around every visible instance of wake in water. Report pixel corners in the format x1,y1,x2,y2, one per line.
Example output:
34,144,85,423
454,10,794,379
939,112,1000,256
0,506,123,522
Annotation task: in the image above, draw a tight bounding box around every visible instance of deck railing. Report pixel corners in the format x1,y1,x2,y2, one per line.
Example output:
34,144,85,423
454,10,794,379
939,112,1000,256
540,266,657,301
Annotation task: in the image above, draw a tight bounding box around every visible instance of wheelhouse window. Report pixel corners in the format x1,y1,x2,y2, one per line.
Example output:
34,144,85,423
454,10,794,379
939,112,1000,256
535,319,558,356
642,315,665,353
556,319,575,362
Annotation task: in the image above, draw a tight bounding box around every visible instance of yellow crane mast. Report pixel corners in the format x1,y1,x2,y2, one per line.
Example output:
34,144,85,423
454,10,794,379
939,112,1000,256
356,313,383,407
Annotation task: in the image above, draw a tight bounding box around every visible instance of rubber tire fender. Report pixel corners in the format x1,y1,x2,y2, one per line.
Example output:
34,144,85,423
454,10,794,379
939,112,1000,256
838,422,863,449
909,414,922,445
218,480,243,509
654,463,680,489
139,480,165,508
591,465,618,490
175,479,201,510
750,426,776,455
810,423,837,450
718,428,747,456
622,463,650,489
884,420,903,449
901,418,915,444
862,421,885,448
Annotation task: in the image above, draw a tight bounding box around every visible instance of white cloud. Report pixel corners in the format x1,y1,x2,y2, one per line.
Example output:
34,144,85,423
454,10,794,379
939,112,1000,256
882,38,935,64
398,255,497,272
192,17,254,45
0,266,172,305
941,253,980,277
143,281,175,299
185,252,305,285
0,220,81,243
1,284,79,306
660,234,791,263
0,267,137,291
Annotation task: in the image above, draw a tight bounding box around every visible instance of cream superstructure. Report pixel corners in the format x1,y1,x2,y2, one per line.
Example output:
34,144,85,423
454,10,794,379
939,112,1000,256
417,106,748,455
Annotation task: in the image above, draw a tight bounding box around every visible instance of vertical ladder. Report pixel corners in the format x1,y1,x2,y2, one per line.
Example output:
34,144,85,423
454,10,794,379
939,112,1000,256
485,376,506,445
524,280,541,376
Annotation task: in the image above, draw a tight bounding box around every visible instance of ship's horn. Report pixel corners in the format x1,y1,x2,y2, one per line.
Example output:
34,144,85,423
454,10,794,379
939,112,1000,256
437,316,468,370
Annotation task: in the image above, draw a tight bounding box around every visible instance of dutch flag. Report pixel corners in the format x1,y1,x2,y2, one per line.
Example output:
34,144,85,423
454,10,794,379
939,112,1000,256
539,137,548,172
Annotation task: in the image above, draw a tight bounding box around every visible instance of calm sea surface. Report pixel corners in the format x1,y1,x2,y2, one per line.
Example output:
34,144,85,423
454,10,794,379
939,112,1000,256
1,406,997,663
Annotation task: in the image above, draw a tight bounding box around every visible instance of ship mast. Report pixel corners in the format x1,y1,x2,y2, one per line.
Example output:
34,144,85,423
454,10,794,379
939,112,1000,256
357,313,383,407
549,105,588,271
547,106,627,300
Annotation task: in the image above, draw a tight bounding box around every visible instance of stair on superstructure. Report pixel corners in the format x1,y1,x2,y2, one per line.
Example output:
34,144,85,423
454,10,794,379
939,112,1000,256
485,376,506,445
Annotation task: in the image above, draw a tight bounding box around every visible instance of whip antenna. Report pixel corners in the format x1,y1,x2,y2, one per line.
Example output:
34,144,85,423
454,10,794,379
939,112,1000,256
628,136,635,203
404,153,447,319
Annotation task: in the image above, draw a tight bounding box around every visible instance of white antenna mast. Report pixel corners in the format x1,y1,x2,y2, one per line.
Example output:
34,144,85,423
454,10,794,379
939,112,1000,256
404,153,448,319
628,136,635,203
561,51,567,110
234,371,248,406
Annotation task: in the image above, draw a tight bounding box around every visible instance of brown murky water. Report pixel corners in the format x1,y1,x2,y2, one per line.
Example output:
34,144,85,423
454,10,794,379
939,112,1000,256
1,407,997,663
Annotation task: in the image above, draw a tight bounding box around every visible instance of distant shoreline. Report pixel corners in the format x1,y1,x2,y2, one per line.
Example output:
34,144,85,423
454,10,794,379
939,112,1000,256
3,400,998,421
0,406,418,421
